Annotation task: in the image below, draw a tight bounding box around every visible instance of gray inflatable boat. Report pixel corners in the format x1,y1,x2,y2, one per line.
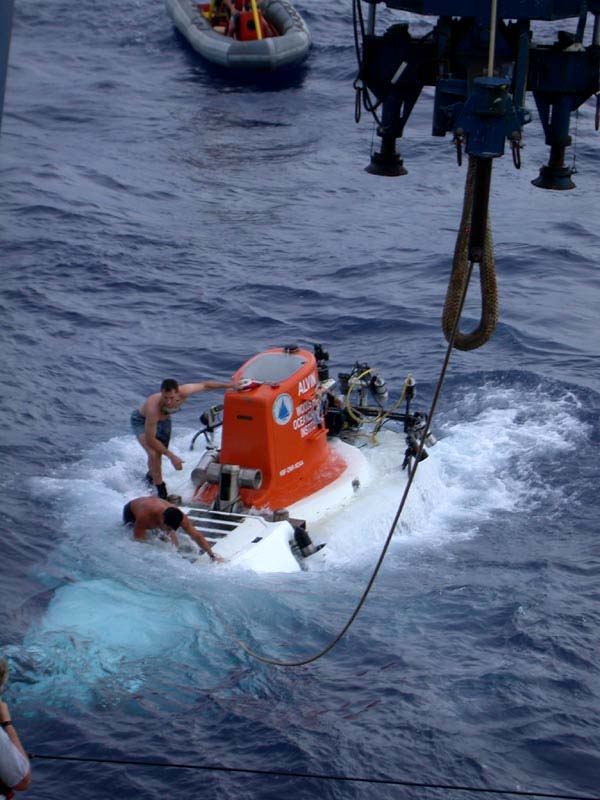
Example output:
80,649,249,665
166,0,311,71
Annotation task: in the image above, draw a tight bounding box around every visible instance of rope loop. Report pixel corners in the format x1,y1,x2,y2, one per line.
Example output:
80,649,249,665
442,156,499,351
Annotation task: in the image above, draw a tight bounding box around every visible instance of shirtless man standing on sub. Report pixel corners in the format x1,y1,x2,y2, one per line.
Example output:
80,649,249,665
131,377,235,498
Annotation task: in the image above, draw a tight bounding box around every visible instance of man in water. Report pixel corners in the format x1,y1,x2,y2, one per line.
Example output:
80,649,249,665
123,496,224,562
131,377,234,498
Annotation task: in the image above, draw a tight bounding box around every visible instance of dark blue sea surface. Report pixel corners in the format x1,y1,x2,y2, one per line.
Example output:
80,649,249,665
2,1,600,798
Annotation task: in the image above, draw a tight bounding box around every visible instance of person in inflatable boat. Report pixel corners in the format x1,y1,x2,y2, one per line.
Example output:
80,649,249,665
123,496,224,562
131,376,235,500
221,0,277,39
0,658,31,797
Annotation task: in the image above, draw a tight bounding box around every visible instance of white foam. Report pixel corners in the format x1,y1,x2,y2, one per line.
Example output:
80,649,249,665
32,385,585,577
17,383,585,700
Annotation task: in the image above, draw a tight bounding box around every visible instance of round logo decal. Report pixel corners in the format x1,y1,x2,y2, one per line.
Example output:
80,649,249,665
272,393,293,426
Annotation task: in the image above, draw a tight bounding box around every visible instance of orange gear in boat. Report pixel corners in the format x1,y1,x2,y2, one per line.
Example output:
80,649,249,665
235,8,276,39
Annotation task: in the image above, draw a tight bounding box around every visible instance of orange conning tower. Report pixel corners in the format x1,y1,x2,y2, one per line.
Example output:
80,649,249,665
195,347,347,510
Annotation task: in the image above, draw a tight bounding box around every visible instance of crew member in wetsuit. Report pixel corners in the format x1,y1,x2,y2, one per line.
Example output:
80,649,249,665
131,377,235,499
122,497,224,561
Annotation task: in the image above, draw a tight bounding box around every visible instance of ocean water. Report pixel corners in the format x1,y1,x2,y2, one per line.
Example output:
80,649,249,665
2,1,600,798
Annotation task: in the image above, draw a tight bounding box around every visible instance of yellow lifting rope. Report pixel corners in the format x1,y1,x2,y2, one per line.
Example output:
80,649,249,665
250,0,263,39
442,155,499,351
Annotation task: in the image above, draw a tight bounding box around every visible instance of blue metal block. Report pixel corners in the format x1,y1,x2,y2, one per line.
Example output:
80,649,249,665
453,77,523,158
356,0,598,184
381,0,600,20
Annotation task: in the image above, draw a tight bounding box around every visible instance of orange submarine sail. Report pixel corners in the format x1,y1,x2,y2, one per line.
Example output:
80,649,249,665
193,345,347,511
